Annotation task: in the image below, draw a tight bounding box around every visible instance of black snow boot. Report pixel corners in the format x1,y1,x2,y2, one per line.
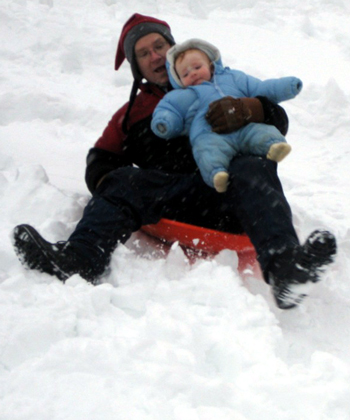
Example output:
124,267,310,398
267,230,337,309
12,224,108,283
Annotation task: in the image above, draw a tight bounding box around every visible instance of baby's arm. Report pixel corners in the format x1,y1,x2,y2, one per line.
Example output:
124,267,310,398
151,89,197,139
234,70,303,103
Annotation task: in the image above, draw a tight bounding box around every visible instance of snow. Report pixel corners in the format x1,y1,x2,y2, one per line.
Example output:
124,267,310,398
1,0,350,419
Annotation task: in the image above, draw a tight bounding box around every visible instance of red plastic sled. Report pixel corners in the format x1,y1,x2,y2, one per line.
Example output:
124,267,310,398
142,218,259,275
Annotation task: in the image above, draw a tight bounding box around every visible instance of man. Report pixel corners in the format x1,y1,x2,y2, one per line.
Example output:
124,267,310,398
13,14,336,309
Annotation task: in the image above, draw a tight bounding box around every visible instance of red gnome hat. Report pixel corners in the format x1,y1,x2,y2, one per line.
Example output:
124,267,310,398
115,13,175,81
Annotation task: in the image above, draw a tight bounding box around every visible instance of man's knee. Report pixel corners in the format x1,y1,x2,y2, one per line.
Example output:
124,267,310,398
228,156,276,178
99,167,174,195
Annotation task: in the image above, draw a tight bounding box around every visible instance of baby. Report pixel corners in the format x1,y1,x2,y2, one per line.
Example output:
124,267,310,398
152,39,302,192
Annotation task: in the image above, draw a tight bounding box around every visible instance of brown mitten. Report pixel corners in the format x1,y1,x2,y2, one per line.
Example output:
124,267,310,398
206,97,264,134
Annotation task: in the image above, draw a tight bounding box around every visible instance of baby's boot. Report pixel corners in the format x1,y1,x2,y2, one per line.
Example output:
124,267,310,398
267,143,292,162
213,171,229,193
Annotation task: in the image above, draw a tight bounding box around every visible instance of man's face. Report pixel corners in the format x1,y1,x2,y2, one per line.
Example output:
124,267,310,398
135,33,171,86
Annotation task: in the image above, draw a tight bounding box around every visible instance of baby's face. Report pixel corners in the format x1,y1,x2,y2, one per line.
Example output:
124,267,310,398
175,50,212,87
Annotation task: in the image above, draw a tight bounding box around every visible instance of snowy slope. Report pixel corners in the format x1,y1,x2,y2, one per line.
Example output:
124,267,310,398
1,1,350,419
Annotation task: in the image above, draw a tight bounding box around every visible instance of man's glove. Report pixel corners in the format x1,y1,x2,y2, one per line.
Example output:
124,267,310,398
206,97,264,134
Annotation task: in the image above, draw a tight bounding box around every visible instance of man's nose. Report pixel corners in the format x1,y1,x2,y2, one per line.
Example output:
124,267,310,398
150,49,162,60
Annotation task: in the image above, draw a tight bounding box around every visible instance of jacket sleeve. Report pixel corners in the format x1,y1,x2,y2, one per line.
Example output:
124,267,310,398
85,147,132,194
257,96,289,136
151,89,197,139
85,104,132,194
234,70,303,103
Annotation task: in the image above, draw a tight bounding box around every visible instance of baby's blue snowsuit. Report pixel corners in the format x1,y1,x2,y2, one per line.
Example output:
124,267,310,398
151,39,303,188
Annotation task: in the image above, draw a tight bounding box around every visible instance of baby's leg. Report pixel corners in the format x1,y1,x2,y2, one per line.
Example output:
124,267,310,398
192,133,239,192
237,123,291,162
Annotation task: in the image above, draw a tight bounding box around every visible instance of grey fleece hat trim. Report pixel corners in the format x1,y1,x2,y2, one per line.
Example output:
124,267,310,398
166,38,221,88
124,22,175,81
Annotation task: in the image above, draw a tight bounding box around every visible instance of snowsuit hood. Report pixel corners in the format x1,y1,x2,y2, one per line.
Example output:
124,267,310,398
166,39,222,89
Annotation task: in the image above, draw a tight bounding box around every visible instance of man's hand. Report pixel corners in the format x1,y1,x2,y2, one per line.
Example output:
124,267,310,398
206,97,264,134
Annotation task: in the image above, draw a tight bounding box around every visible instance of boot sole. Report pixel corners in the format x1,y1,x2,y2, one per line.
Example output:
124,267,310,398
273,280,314,309
272,230,336,309
13,224,69,281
